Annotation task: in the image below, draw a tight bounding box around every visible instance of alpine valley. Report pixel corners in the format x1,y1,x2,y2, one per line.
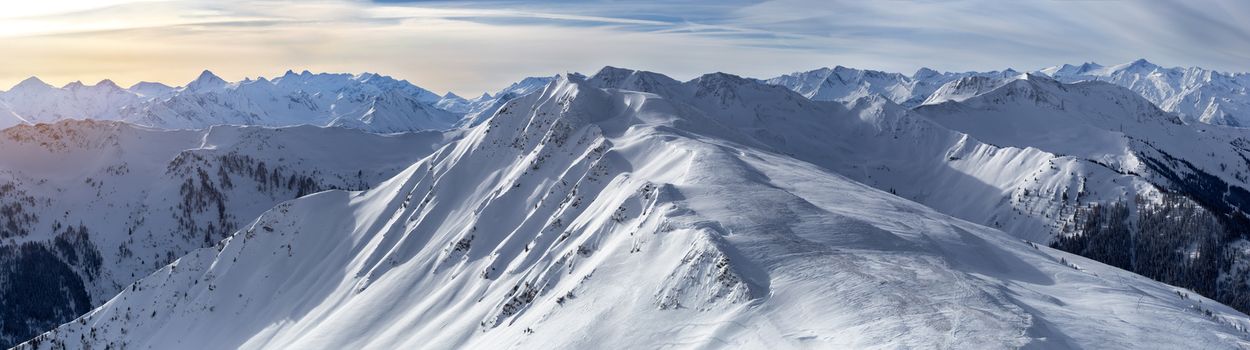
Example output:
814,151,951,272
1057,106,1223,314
8,61,1250,349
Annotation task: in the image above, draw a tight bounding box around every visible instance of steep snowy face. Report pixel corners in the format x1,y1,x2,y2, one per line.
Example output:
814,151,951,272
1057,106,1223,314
921,75,1018,105
919,74,1191,162
19,71,1250,350
0,120,456,348
0,78,142,128
589,69,1120,244
1039,59,1250,126
767,66,1019,107
918,74,1250,315
598,68,1250,324
120,71,462,133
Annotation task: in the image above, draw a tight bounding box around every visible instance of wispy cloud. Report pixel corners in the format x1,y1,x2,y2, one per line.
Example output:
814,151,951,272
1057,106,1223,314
3,0,1250,94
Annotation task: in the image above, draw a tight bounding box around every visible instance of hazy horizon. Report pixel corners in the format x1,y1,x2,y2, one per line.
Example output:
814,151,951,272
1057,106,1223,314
5,0,1250,95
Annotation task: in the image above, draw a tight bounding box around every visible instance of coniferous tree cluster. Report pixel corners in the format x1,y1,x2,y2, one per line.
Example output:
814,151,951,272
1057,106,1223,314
1053,193,1247,312
0,227,101,348
171,151,372,247
0,182,38,239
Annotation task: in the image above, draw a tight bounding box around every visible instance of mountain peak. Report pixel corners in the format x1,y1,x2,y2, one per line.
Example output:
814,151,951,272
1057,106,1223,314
128,81,172,91
186,70,227,91
63,81,86,90
96,79,120,89
913,67,942,79
1077,62,1103,72
11,76,52,92
694,72,751,86
1118,58,1159,72
586,66,681,93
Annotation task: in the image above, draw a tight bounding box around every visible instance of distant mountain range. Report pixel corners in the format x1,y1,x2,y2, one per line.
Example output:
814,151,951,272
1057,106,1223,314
0,71,555,133
769,59,1250,127
2,59,1248,135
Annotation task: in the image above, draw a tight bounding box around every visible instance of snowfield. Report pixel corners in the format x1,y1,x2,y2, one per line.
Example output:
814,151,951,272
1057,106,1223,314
18,70,1250,349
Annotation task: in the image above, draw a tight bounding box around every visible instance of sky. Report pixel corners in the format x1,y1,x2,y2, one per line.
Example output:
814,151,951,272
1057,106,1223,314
2,0,1250,95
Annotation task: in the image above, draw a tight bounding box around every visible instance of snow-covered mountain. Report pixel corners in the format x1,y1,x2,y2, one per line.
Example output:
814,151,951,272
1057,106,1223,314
772,60,1250,129
913,72,1250,314
0,120,456,347
0,71,556,134
17,69,1250,349
617,67,1250,318
120,70,461,133
771,64,1250,319
1039,59,1250,127
766,66,1021,107
0,78,142,128
439,75,557,127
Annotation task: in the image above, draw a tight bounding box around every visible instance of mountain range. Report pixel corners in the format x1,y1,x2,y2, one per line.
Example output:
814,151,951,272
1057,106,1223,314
770,59,1250,127
7,61,1250,348
0,71,554,134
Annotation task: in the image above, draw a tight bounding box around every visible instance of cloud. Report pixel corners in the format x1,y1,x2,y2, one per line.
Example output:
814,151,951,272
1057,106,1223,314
3,0,1250,95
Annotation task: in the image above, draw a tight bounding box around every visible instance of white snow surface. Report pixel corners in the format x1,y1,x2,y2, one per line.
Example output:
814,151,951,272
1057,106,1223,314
20,70,1250,349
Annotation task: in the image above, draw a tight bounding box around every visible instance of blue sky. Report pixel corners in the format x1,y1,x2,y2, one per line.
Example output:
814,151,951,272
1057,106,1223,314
3,0,1249,95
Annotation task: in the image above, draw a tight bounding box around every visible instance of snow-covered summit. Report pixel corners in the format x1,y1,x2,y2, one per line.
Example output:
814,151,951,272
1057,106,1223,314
184,70,229,92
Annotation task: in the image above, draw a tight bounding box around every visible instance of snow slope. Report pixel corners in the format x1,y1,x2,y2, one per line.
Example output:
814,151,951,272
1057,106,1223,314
0,120,456,347
20,71,1250,349
586,67,1140,245
917,73,1250,314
